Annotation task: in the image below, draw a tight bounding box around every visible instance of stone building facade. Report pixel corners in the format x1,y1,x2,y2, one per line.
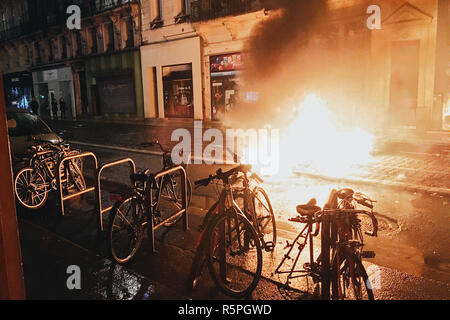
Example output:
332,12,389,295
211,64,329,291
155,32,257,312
0,0,144,120
1,0,449,132
139,0,269,121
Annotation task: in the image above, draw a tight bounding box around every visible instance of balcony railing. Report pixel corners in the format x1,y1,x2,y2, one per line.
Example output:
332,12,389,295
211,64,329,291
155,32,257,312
188,0,264,22
0,16,34,42
81,0,138,17
0,0,137,43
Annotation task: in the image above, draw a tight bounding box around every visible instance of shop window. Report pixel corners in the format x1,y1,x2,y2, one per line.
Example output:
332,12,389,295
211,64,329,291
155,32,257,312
163,64,194,118
210,53,242,121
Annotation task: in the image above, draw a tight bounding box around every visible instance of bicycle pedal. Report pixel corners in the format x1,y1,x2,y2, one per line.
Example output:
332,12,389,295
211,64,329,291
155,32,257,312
311,275,321,284
289,216,307,223
361,251,376,258
264,241,275,252
283,240,292,249
303,262,312,271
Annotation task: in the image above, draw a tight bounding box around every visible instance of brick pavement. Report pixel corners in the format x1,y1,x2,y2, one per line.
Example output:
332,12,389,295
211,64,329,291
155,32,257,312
294,153,450,195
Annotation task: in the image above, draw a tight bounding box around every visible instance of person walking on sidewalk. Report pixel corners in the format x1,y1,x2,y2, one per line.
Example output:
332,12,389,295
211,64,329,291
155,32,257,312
30,96,39,115
59,97,67,120
51,97,59,120
42,98,50,119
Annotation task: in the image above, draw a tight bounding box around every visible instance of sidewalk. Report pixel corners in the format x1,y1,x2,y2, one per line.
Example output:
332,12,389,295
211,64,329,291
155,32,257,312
18,185,450,300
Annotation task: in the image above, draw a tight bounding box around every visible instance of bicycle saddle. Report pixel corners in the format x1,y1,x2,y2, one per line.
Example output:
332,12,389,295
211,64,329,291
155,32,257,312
338,188,354,200
296,198,321,216
130,169,150,183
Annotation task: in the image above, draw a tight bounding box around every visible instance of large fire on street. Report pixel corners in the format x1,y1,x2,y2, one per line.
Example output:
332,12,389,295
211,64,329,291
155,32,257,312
244,93,376,180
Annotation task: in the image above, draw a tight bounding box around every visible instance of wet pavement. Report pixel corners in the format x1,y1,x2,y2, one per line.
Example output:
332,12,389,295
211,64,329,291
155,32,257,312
67,141,450,285
15,118,450,299
18,185,450,300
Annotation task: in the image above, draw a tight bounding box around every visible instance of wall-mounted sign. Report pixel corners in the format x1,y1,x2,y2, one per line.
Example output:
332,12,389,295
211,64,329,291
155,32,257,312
210,53,242,73
43,70,58,81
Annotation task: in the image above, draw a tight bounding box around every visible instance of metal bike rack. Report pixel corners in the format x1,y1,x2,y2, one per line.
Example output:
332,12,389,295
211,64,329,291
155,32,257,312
95,158,136,232
57,152,98,217
148,165,189,253
320,213,331,300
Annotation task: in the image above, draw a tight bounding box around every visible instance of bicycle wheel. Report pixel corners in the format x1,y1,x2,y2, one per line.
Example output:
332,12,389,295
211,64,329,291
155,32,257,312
64,150,84,175
108,194,145,264
205,211,263,298
187,231,209,290
187,200,220,290
160,174,192,227
252,187,276,251
14,167,48,210
161,173,192,207
67,160,86,191
332,247,374,300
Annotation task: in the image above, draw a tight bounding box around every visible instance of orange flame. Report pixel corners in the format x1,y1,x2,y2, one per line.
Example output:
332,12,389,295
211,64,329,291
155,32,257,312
244,93,375,178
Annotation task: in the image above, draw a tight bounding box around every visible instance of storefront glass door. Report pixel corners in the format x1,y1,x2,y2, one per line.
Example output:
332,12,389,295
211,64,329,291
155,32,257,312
162,64,194,118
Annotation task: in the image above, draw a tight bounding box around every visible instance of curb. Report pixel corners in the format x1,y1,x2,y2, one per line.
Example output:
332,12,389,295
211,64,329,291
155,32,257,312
71,140,164,156
294,170,450,197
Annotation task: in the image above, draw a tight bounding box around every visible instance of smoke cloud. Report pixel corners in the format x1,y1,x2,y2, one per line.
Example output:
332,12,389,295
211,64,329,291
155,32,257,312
227,0,372,130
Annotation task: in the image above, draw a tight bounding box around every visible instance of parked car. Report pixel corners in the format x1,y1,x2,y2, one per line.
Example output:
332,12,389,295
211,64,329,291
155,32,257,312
6,108,63,166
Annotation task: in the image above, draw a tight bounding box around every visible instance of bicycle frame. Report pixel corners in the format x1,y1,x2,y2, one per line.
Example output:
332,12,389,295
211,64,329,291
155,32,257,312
275,214,321,284
276,200,377,300
146,166,189,253
192,177,253,276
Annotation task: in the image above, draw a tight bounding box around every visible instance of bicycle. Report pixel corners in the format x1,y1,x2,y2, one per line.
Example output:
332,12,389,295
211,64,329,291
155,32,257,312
187,164,263,298
140,138,192,224
14,139,85,210
222,167,276,252
275,188,378,300
107,160,191,264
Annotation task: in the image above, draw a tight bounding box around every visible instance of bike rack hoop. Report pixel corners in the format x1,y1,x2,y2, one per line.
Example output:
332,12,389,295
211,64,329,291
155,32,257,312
95,158,137,232
148,165,189,253
57,152,98,217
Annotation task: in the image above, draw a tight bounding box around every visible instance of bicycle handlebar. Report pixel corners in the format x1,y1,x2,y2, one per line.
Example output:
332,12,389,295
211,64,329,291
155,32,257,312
352,191,375,209
140,139,166,153
250,172,264,184
355,198,374,209
364,211,378,237
194,164,253,188
29,138,69,153
194,175,214,187
322,209,378,237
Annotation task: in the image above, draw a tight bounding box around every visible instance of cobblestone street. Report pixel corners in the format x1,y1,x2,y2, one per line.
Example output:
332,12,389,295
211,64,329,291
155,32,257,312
295,153,450,194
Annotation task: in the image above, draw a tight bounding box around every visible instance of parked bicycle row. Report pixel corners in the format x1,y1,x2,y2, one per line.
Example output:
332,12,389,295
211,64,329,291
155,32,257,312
13,137,379,300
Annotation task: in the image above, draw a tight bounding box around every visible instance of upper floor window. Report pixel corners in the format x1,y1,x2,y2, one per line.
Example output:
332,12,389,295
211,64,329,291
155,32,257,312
61,36,67,59
91,28,98,53
10,7,14,27
0,13,7,32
